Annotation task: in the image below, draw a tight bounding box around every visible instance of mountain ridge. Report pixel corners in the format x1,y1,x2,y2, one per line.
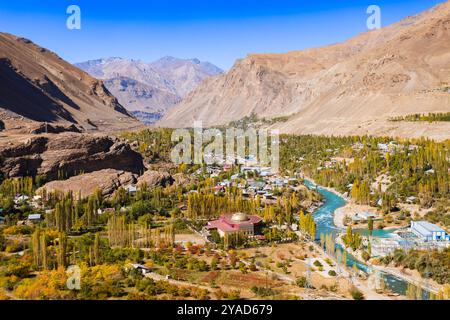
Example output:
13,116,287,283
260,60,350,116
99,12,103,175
158,1,450,140
0,32,142,133
75,56,223,124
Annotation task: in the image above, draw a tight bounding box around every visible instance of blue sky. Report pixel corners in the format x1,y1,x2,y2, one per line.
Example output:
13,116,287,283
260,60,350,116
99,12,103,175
0,0,444,69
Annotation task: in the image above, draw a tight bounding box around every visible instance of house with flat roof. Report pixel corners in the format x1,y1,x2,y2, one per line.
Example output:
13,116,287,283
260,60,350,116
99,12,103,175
411,221,450,242
27,214,42,224
125,185,137,193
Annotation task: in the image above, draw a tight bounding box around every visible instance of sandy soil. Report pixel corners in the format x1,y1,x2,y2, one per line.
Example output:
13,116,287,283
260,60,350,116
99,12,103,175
334,204,379,228
174,233,206,246
238,242,392,300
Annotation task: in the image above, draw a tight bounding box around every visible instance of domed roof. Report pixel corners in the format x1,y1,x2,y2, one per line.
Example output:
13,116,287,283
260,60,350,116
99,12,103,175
231,212,249,222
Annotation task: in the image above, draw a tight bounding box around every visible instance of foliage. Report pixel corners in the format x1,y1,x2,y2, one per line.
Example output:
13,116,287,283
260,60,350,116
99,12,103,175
342,226,362,251
349,285,365,300
279,135,449,211
13,267,72,300
251,286,278,297
390,112,450,123
381,248,450,285
296,276,308,288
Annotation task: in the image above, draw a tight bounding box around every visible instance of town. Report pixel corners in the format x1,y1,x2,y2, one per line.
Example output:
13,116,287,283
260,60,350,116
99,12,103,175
1,130,449,300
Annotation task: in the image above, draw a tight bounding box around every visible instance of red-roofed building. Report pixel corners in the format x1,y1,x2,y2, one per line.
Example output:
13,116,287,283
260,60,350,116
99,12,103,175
207,212,263,237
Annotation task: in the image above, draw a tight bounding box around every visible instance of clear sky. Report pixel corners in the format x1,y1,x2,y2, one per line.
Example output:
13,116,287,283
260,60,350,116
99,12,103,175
0,0,444,69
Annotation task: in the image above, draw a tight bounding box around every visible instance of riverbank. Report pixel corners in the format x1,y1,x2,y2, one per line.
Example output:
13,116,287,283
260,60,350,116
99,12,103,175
371,265,442,295
302,175,349,201
302,176,368,230
334,204,379,229
302,176,433,298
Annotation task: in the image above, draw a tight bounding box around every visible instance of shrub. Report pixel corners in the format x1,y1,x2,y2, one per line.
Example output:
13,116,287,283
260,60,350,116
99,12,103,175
362,251,371,262
251,286,277,297
5,240,24,253
3,225,32,236
328,270,337,277
296,276,307,288
349,286,365,300
0,234,6,251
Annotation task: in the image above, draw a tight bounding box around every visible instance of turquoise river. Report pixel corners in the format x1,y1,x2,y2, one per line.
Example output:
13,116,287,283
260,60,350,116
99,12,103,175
304,179,421,297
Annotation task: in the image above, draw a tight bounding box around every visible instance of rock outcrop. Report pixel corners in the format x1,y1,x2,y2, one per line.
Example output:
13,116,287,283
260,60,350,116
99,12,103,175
29,123,82,134
37,169,137,198
172,173,198,188
0,133,145,180
137,170,174,188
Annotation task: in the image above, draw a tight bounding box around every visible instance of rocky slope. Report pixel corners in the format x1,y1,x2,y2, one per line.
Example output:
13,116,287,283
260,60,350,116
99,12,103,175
0,133,145,181
36,169,175,198
76,56,223,124
137,170,174,188
37,169,137,198
0,33,142,132
159,1,450,140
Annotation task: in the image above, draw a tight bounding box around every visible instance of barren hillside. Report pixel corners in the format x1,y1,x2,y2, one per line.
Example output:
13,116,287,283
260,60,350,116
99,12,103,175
0,33,142,133
159,1,450,140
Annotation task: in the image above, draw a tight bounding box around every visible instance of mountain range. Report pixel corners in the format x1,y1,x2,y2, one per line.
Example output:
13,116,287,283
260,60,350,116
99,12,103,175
75,56,223,124
159,1,450,140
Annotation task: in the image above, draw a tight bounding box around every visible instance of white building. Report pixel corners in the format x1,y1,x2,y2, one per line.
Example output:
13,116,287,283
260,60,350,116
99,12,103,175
411,221,450,242
352,211,378,222
28,214,42,223
125,185,137,193
14,195,29,204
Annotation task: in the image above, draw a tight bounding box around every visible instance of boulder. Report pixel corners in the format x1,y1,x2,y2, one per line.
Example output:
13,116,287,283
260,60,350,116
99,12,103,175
37,169,137,198
172,173,198,188
29,123,82,134
137,170,174,188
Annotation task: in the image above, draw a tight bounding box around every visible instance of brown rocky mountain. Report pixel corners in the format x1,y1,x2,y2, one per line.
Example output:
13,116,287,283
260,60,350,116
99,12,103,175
103,76,181,125
0,33,142,133
159,1,450,140
75,56,223,124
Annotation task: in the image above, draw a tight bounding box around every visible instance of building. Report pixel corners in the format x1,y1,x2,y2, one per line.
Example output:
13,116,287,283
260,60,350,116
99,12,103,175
352,212,378,222
14,195,29,204
125,185,137,194
27,214,42,224
377,143,389,152
411,221,450,242
207,212,262,237
130,264,151,275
